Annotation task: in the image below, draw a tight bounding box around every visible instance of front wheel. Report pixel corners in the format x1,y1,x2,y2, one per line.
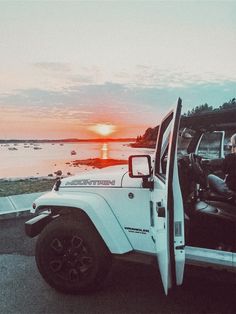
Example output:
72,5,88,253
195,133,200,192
35,216,112,294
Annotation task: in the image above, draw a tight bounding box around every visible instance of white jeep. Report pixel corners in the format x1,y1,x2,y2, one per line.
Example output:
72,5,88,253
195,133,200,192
25,98,236,295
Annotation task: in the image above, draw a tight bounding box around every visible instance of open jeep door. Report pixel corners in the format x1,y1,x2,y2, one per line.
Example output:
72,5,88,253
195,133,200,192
150,98,185,295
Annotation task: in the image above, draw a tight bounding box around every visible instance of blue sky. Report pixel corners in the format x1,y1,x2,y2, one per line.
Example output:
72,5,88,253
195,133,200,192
0,1,236,139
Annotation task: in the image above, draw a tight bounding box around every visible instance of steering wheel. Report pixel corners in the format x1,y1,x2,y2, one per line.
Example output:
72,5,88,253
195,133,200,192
189,153,207,188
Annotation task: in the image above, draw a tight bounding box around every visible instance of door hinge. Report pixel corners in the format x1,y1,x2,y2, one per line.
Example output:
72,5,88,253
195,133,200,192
175,245,185,250
156,202,165,217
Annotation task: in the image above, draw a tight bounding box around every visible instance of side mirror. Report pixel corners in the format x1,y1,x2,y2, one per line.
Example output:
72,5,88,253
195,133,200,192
128,155,152,178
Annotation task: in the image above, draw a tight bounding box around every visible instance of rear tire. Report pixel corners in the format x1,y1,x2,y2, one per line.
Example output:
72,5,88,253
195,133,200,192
35,215,112,294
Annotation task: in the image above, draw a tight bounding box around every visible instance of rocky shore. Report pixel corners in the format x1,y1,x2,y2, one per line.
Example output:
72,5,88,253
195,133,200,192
71,158,127,169
0,158,128,197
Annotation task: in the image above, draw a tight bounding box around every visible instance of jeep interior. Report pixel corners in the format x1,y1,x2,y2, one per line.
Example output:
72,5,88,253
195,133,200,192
177,110,236,253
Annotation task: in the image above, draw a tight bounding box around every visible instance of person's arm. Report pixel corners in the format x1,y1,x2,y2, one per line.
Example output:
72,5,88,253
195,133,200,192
222,155,230,175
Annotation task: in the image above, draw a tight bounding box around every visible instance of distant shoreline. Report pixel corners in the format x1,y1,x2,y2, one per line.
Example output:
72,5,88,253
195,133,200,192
0,138,135,144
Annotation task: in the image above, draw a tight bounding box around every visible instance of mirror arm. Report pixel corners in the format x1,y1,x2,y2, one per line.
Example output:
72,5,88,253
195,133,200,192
142,178,154,190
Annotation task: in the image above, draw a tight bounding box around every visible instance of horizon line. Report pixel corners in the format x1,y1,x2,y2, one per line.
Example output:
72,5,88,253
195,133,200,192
0,137,136,143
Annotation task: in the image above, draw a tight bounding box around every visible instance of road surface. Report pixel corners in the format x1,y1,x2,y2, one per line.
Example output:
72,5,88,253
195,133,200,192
0,217,235,314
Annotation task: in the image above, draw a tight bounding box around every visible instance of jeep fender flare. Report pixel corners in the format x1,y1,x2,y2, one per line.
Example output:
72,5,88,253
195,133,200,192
33,191,133,254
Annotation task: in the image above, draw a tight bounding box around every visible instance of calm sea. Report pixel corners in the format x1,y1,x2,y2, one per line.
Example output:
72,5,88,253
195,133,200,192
0,142,154,179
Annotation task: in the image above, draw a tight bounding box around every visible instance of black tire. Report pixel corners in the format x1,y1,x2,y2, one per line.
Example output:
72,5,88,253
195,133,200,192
35,215,112,294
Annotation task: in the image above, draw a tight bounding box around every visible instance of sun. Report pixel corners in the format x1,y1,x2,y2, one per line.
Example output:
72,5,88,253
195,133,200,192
89,124,116,137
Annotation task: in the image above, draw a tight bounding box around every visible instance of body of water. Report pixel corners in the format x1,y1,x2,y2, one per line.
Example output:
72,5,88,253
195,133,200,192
0,142,154,179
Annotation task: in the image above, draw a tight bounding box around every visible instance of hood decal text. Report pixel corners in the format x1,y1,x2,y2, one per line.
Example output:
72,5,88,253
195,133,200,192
65,179,116,186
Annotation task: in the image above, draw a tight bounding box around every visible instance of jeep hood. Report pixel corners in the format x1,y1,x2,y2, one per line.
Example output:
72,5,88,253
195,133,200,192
60,164,143,188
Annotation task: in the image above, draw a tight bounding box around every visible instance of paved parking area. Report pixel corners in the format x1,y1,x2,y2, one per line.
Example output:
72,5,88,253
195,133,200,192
0,195,235,314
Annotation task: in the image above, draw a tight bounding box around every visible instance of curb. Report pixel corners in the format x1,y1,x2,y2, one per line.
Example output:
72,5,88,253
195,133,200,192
0,209,34,220
0,192,45,220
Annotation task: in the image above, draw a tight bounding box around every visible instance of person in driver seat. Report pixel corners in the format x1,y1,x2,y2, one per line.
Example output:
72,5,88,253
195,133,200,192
208,133,236,199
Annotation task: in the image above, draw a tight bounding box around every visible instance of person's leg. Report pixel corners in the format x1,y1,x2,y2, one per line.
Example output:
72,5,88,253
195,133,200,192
208,174,232,197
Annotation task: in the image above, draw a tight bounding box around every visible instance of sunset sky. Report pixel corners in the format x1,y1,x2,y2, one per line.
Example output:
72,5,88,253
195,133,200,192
0,1,236,139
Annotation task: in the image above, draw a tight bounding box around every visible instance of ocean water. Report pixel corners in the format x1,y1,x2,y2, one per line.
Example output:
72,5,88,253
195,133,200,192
0,142,154,179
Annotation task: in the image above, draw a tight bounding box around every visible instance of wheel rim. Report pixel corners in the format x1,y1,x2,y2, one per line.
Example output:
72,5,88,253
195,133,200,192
47,234,93,283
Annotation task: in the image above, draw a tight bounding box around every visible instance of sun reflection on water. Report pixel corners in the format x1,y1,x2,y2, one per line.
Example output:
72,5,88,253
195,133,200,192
100,143,109,159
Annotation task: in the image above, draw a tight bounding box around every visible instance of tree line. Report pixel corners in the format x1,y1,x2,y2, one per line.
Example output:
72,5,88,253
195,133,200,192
134,98,236,147
183,98,236,117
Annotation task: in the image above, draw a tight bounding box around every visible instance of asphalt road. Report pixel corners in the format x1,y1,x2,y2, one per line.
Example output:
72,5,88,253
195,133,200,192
0,217,235,314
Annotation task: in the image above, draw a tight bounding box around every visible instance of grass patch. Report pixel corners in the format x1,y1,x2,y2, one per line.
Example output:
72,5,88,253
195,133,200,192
0,178,56,197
